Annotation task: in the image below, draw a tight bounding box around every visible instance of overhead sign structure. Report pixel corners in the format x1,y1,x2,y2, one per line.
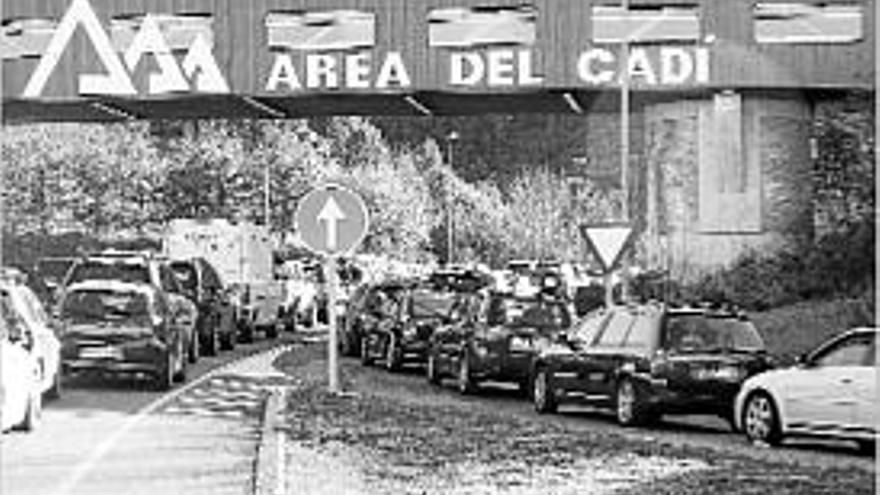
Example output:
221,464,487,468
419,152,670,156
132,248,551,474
294,184,370,257
580,223,634,273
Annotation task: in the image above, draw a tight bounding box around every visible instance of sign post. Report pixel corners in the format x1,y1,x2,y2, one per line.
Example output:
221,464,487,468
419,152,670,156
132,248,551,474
580,224,634,307
294,184,370,394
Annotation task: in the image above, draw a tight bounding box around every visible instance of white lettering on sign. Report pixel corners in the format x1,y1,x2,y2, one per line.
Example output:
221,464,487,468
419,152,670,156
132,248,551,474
23,0,228,98
576,46,709,86
307,54,338,89
450,52,484,85
450,49,543,86
266,51,411,91
577,48,615,84
659,47,694,85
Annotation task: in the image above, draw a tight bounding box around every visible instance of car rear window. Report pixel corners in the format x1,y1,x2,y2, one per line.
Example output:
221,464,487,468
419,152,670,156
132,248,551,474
490,297,571,329
37,258,75,281
410,291,456,319
663,315,765,352
67,260,151,286
61,289,152,326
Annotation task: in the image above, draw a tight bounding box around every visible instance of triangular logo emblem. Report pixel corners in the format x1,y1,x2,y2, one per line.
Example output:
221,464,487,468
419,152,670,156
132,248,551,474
581,225,633,272
23,0,136,97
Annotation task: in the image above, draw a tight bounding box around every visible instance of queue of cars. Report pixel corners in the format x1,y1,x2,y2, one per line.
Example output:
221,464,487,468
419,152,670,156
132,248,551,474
341,264,877,454
1,245,287,433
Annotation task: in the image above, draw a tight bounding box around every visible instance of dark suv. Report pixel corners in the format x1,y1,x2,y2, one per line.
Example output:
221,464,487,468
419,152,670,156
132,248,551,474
531,303,773,427
360,282,457,371
427,291,572,395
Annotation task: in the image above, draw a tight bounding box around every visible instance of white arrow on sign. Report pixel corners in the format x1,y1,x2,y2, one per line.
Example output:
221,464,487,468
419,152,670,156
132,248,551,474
317,196,346,250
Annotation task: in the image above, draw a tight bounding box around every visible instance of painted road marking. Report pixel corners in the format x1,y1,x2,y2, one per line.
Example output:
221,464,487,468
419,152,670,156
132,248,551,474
50,344,295,495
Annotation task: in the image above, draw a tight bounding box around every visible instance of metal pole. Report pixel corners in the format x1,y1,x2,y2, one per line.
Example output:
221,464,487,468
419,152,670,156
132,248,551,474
604,271,614,308
620,0,630,222
326,256,340,393
619,0,631,302
263,163,271,228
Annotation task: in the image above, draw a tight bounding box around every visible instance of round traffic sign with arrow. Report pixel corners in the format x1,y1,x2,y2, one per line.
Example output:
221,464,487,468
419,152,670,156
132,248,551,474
295,184,370,256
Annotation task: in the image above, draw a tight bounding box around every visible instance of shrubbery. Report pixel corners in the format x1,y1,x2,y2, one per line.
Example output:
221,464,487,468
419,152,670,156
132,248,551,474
683,221,875,311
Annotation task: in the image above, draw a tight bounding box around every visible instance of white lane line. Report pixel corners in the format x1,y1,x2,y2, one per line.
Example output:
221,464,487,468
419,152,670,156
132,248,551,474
51,344,294,495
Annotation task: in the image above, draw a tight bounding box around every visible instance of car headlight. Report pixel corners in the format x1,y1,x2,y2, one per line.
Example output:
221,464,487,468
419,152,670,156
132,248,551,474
403,325,418,338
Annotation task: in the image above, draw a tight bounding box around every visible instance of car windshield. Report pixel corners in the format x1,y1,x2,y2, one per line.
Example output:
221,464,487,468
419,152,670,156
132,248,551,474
61,289,152,326
67,260,151,286
410,291,456,319
490,297,571,329
663,315,764,352
37,258,75,281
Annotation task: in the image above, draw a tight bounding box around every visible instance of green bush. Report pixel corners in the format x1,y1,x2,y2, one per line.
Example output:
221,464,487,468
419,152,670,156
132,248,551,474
685,221,874,311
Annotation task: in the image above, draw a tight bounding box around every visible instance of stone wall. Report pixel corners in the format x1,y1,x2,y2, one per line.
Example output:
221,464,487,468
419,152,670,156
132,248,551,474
640,91,814,279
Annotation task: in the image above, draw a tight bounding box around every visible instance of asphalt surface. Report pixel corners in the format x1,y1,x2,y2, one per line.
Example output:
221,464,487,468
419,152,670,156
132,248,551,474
1,334,298,495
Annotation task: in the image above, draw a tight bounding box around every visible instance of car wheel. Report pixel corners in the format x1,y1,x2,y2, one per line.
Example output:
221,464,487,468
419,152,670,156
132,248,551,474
154,351,175,391
173,340,187,383
457,353,477,395
238,320,255,344
265,322,279,340
219,324,234,351
742,391,782,446
615,378,646,427
360,336,374,366
426,351,442,385
46,370,62,400
188,332,200,363
385,335,402,372
533,368,557,414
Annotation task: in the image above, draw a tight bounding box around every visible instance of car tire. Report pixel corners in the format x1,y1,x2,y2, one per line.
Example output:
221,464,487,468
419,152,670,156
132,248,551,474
742,391,783,446
238,320,255,344
220,322,235,351
265,323,279,340
202,325,220,356
457,352,477,395
46,370,62,400
154,351,175,391
188,332,200,363
360,336,374,366
385,335,402,372
173,340,187,383
426,351,442,385
615,378,647,427
533,368,557,414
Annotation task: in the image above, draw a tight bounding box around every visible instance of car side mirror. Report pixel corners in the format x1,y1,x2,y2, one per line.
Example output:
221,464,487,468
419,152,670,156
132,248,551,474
796,353,813,367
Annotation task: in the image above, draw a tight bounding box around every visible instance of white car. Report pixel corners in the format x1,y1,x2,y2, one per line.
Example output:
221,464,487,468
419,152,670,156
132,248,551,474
2,281,62,399
1,291,43,432
734,327,877,453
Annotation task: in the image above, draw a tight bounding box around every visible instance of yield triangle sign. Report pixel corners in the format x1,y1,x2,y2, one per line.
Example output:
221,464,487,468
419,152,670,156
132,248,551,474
580,224,634,273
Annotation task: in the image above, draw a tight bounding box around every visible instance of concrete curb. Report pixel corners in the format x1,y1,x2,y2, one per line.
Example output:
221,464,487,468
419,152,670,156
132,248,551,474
253,387,287,495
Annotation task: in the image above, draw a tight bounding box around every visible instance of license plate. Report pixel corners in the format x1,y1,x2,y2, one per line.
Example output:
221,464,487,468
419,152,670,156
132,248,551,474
509,336,532,351
80,346,122,360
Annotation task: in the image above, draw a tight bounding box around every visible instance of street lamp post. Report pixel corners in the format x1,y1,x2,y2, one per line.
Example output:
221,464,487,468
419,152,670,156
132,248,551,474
445,131,459,266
